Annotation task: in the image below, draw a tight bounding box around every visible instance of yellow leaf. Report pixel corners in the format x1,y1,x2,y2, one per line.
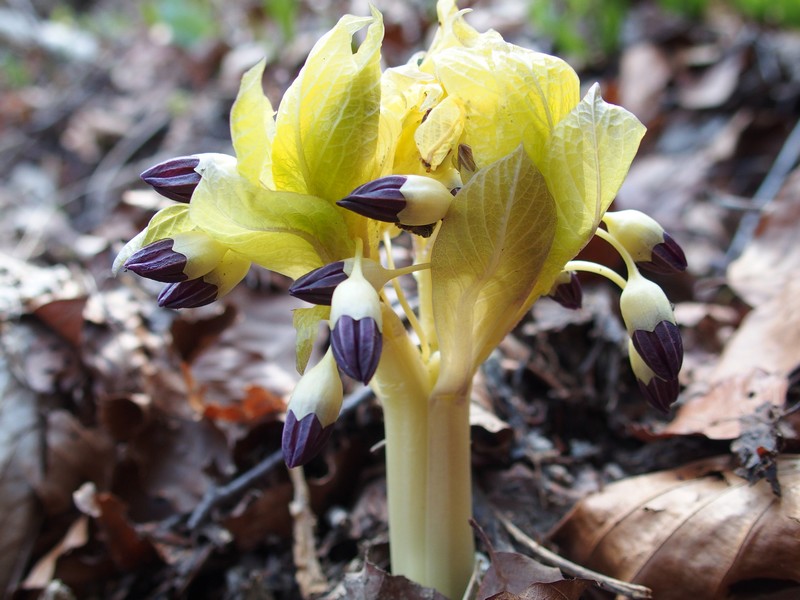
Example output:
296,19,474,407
524,83,646,305
271,8,384,202
432,43,580,169
431,146,556,396
293,305,330,374
189,160,352,280
415,95,465,170
231,59,276,189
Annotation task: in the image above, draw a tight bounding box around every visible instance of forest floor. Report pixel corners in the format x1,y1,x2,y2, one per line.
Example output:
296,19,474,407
1,1,800,599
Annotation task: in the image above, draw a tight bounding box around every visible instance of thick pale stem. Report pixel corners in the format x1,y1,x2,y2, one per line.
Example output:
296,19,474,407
425,387,475,599
369,305,431,582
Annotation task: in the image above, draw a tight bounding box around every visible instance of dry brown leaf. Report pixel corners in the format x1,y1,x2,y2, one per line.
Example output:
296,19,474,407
0,354,44,593
202,384,286,424
666,277,800,439
551,455,800,600
666,370,788,439
21,517,89,590
619,42,672,124
332,562,447,600
728,167,800,307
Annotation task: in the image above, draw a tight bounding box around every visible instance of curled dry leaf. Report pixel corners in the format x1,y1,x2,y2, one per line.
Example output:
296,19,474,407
551,455,800,600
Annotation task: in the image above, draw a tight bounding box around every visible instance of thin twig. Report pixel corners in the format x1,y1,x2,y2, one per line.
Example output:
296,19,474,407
496,512,653,599
722,117,800,270
187,386,374,530
288,467,328,596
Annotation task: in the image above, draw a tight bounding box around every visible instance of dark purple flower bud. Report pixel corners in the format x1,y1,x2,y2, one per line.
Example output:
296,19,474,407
337,174,452,226
158,278,218,309
282,410,335,468
124,239,188,283
639,232,688,275
282,349,343,468
628,340,679,413
141,155,201,202
603,210,687,275
330,315,382,384
547,271,583,310
631,320,683,381
289,261,348,305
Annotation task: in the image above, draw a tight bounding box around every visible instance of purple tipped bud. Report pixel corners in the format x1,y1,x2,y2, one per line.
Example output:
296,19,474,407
330,315,382,384
628,340,679,413
289,261,348,305
282,349,343,468
337,176,408,222
338,175,452,227
603,210,687,275
638,375,680,414
282,410,335,468
158,278,218,309
640,232,688,275
124,239,188,283
141,156,201,202
548,272,583,310
631,320,683,381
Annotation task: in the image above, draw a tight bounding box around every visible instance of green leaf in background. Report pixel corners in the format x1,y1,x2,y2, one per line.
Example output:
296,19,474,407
189,160,352,280
431,146,556,396
293,305,330,374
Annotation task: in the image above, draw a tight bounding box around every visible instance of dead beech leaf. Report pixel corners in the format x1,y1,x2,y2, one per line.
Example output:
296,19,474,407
551,455,800,600
335,562,447,600
202,384,285,423
665,370,787,440
728,167,800,307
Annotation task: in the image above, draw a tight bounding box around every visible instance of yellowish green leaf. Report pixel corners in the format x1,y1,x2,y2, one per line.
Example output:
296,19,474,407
415,95,465,170
431,146,556,396
524,83,646,307
293,305,330,374
271,8,383,201
231,59,276,189
432,44,579,169
189,160,352,280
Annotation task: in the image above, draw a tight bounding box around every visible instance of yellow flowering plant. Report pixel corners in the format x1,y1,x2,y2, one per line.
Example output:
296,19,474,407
115,1,687,597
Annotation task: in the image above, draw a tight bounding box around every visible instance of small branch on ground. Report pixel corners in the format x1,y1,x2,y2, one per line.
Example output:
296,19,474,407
288,466,328,597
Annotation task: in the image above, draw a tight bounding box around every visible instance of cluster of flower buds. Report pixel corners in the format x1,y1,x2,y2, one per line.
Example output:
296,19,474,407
116,156,251,309
555,209,686,413
337,174,454,237
281,244,388,467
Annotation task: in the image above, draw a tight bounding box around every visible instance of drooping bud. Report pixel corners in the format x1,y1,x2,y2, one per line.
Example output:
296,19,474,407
337,175,453,227
282,349,344,468
157,250,250,309
140,156,201,202
123,231,226,283
628,340,679,413
619,273,683,381
329,258,383,384
547,271,583,310
289,258,388,305
603,210,687,274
